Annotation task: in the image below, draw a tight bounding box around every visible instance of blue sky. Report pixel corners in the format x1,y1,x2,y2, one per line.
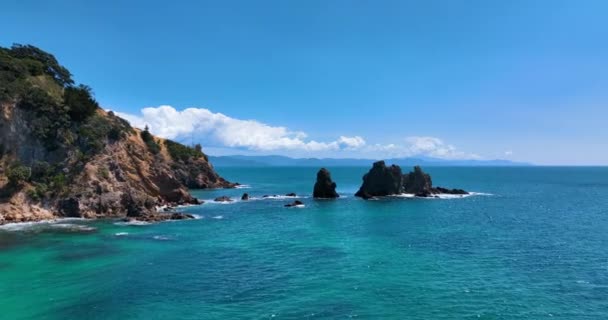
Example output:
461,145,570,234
2,0,607,164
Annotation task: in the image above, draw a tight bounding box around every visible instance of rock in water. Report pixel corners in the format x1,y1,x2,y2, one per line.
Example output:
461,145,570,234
355,161,403,198
214,196,233,202
355,162,468,199
285,193,297,197
402,166,433,195
285,200,304,207
313,168,339,198
241,193,250,200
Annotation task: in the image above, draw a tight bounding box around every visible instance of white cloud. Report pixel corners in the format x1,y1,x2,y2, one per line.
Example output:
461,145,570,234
403,136,480,160
337,136,366,149
114,105,361,152
113,106,480,160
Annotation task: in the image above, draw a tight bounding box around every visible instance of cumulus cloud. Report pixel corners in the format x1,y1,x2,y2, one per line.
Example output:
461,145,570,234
404,136,480,160
114,105,479,160
114,105,362,152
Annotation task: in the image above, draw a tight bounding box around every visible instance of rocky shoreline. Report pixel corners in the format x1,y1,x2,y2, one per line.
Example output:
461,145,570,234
1,161,469,225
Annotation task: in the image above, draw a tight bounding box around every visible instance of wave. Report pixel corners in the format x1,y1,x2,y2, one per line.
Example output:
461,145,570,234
260,195,306,200
0,219,94,232
114,232,129,236
152,235,171,241
211,215,224,219
234,184,252,189
113,220,151,226
286,204,305,208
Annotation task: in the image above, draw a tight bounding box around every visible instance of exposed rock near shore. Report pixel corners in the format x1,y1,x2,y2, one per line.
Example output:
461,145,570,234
214,196,233,202
355,162,468,199
241,193,249,200
313,168,339,198
285,200,304,207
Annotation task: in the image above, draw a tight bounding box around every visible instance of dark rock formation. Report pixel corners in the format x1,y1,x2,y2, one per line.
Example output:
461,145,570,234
313,168,339,198
214,196,233,202
285,192,297,197
355,162,468,199
402,166,433,196
354,161,403,198
435,187,468,195
58,197,81,217
285,200,304,207
241,193,249,200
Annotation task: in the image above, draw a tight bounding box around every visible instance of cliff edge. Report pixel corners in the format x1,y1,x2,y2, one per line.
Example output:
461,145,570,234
0,44,234,224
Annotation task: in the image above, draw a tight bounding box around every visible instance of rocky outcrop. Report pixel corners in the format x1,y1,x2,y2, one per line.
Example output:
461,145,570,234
241,193,249,200
354,161,403,199
313,168,339,198
355,162,468,199
0,45,234,224
214,196,233,202
285,192,296,197
285,200,304,207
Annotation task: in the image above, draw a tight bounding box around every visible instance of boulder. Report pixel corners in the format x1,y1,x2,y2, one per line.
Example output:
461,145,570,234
285,200,304,207
169,213,195,220
214,196,233,202
241,193,250,200
313,168,339,198
355,161,403,198
285,192,297,197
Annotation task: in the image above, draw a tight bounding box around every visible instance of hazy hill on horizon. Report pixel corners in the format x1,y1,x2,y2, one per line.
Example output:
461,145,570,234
208,155,531,167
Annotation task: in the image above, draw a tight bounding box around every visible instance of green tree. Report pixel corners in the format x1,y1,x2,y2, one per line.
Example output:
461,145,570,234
65,84,99,121
9,44,74,86
7,163,31,186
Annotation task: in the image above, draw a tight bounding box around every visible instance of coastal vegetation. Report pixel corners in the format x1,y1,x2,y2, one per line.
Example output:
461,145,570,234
0,44,234,224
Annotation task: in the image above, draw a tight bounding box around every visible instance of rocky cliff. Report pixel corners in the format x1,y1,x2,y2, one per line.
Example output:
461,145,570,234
0,44,234,224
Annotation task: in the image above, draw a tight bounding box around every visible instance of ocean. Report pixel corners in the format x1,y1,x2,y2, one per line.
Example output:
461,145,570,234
1,166,607,319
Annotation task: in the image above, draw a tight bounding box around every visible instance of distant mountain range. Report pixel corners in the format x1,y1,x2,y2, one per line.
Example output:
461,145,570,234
208,155,532,167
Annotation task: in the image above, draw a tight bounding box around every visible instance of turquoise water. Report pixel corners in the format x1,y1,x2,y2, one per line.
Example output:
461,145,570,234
1,167,608,319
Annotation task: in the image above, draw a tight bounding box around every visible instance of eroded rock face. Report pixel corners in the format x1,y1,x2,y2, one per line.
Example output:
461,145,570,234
402,166,433,196
355,161,403,199
313,168,339,199
355,162,468,199
58,197,81,217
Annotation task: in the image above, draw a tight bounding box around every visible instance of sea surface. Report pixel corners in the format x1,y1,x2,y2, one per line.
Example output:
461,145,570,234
1,166,607,319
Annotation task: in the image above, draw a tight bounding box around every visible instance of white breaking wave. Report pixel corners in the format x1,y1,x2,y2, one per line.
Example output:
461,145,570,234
235,184,252,189
0,219,93,232
113,220,151,226
115,232,129,236
211,215,224,219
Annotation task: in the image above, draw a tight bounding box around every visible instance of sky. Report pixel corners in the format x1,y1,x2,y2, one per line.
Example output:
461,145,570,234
2,0,607,164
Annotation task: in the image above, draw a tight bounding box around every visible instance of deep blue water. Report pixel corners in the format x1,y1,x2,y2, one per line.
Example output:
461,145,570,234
1,166,607,319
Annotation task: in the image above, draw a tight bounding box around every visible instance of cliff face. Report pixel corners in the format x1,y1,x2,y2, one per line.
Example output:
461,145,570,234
0,44,234,224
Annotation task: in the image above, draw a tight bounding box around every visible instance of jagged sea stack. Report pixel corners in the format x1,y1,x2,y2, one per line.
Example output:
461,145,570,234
355,162,469,199
313,168,339,198
354,161,403,199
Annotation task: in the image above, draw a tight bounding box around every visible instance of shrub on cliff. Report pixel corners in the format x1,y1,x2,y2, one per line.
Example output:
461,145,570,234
65,85,99,121
6,163,31,186
141,126,160,154
164,139,204,162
